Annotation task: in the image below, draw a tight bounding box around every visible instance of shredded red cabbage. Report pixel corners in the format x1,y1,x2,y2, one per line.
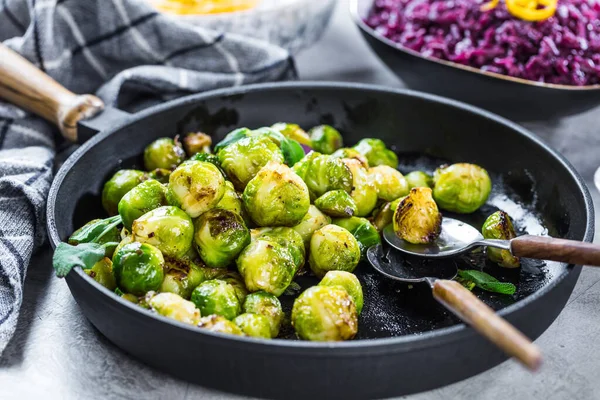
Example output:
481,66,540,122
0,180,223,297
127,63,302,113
365,0,600,85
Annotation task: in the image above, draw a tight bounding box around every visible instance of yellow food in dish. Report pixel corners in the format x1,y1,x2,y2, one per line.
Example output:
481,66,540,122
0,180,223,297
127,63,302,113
149,0,259,15
480,0,557,21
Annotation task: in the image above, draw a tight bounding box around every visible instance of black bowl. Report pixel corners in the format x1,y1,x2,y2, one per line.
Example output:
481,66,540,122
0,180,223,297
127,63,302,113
350,0,600,121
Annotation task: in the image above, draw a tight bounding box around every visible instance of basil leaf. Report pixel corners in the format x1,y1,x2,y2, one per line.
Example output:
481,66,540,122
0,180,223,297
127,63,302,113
457,270,516,295
214,128,251,153
52,242,107,278
68,215,121,245
280,138,305,166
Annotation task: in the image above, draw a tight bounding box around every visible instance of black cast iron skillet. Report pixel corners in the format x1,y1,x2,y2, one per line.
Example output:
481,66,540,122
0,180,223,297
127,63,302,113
0,45,594,399
351,0,600,122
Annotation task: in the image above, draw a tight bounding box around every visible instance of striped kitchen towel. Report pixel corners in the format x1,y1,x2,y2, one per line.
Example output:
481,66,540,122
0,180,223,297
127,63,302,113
0,0,296,354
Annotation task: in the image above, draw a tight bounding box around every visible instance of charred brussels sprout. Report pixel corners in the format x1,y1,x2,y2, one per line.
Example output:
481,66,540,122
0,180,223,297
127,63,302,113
291,205,332,246
215,181,247,221
319,270,364,315
243,162,310,227
167,160,226,218
118,179,167,230
330,148,369,168
433,163,492,214
243,291,284,337
132,206,194,259
159,259,206,299
102,169,146,216
217,135,284,191
369,165,409,201
256,227,305,270
143,138,186,171
112,242,165,296
292,286,358,341
236,239,296,296
332,217,381,259
309,225,361,278
353,138,398,168
293,152,353,199
148,168,171,184
182,132,212,156
191,280,241,320
217,271,249,304
314,190,357,218
342,158,378,217
370,197,404,232
194,209,250,268
197,315,244,335
271,122,312,146
309,125,343,154
148,292,201,325
393,187,442,244
482,211,521,268
405,171,433,189
233,313,272,338
85,257,117,290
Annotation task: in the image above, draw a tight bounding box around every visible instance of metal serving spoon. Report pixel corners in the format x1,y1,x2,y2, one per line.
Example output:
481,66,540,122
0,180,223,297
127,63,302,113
382,217,600,266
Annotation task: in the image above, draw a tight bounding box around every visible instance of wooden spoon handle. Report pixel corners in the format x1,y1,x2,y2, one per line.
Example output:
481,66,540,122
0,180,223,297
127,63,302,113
0,43,104,142
432,279,541,371
511,235,600,266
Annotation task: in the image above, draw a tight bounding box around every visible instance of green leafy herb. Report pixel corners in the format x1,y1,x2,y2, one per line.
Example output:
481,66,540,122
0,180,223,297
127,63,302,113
114,287,125,296
279,138,305,167
457,270,516,295
52,242,117,278
68,215,121,245
214,128,251,153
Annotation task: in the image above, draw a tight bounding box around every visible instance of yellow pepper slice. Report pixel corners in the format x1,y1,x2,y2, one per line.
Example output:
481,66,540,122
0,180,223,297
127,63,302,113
480,0,557,21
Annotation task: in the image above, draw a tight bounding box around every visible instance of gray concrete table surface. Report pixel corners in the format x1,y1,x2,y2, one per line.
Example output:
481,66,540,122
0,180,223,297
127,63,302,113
2,1,600,399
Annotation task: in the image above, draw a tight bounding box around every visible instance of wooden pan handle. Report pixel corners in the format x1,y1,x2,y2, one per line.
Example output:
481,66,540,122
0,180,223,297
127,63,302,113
432,279,541,371
0,43,104,142
511,235,600,266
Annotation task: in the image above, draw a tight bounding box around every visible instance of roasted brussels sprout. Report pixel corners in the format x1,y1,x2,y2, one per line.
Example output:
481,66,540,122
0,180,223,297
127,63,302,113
233,313,272,338
197,315,244,335
101,169,146,216
167,160,226,218
291,205,332,246
319,270,364,315
309,225,361,278
405,171,433,189
182,132,212,156
191,280,241,320
159,259,206,299
314,190,357,218
330,148,369,168
148,292,201,325
393,187,442,244
85,257,117,290
309,125,343,154
194,209,250,268
147,168,171,184
353,138,398,168
118,179,167,230
271,122,312,146
236,239,296,296
217,271,249,304
370,197,404,232
293,152,353,199
369,165,409,201
132,206,194,259
143,137,186,171
112,242,165,296
291,285,358,341
433,163,492,214
332,217,381,259
215,181,246,220
243,162,310,227
217,135,284,191
243,291,283,337
256,227,305,270
482,211,521,268
342,158,378,217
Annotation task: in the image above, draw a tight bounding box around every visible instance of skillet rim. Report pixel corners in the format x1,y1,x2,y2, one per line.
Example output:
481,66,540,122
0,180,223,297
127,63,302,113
46,81,595,353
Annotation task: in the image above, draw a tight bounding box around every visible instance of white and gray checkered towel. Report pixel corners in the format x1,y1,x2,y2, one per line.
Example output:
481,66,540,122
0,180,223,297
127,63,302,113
0,0,296,354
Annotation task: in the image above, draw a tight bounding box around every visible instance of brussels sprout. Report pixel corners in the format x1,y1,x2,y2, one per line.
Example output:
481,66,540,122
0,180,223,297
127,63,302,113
319,270,364,315
217,271,249,304
353,138,398,168
332,217,381,259
256,227,305,270
236,239,296,296
113,233,134,257
194,209,250,268
148,292,201,325
243,162,310,227
369,165,409,201
182,132,212,156
215,181,246,220
132,206,194,259
218,135,284,191
249,127,305,166
291,205,331,246
405,171,433,189
121,293,140,303
433,163,492,214
271,122,312,146
118,179,167,230
342,158,378,217
293,152,352,198
309,225,361,278
102,169,146,216
143,138,186,171
314,190,357,218
167,160,226,218
482,211,521,268
393,187,442,244
197,315,244,335
330,147,369,168
243,291,284,337
191,280,241,320
85,257,117,290
370,198,404,232
309,125,343,154
233,313,272,338
147,168,171,184
291,285,358,341
112,242,165,296
159,259,206,299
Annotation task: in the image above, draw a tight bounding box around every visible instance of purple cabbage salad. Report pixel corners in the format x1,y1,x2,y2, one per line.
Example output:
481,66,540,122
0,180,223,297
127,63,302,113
365,0,600,85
